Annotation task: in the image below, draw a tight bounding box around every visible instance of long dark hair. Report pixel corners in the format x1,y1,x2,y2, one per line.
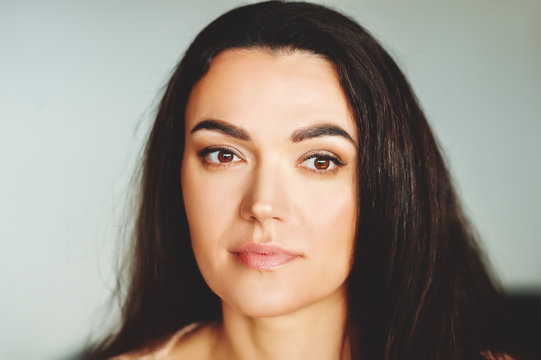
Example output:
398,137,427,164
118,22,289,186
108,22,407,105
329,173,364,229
87,1,507,359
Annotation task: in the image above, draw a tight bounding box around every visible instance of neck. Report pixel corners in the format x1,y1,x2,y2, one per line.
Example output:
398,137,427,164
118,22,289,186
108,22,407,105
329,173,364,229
212,286,350,360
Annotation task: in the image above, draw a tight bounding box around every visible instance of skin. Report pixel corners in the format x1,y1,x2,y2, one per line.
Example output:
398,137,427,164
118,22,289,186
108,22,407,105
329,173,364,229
177,48,358,360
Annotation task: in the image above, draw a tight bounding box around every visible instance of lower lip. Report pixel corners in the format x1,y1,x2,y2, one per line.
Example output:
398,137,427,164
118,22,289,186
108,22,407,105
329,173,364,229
233,252,298,270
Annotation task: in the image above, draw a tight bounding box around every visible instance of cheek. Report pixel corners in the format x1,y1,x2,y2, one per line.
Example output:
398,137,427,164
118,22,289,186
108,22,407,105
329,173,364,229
298,177,356,241
306,188,355,228
296,177,357,275
181,158,244,265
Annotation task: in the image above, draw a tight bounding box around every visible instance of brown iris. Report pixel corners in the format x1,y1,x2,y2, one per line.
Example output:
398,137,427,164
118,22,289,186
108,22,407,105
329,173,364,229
314,157,330,170
218,150,234,163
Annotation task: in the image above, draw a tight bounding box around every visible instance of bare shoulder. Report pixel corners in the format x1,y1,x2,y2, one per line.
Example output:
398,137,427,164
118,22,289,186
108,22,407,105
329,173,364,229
167,322,218,359
108,336,172,360
110,323,216,360
481,350,516,360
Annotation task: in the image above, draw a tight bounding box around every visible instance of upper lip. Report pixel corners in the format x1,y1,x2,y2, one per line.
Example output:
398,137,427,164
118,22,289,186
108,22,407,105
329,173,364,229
230,243,300,256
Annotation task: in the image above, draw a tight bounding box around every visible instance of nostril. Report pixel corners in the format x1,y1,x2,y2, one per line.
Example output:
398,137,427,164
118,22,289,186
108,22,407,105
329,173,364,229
241,199,286,223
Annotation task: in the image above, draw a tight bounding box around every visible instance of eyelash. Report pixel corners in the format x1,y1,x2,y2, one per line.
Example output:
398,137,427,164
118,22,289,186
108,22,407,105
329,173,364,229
299,151,345,175
197,146,243,167
196,146,345,174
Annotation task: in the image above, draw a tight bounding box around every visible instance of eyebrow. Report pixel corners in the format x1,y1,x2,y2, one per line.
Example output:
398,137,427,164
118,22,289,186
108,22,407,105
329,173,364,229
190,119,355,145
190,119,251,141
290,124,356,145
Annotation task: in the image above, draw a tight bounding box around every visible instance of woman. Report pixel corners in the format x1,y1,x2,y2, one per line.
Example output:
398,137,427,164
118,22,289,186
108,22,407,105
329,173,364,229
86,1,513,359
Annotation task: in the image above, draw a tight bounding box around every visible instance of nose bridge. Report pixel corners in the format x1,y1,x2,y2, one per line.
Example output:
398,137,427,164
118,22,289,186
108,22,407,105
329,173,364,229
241,155,289,222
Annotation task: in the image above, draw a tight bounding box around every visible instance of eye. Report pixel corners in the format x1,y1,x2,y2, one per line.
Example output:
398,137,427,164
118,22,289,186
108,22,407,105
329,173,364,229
300,152,344,173
197,146,243,166
207,149,239,163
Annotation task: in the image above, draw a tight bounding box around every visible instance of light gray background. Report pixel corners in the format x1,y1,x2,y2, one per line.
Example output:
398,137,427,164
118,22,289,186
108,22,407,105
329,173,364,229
1,0,539,359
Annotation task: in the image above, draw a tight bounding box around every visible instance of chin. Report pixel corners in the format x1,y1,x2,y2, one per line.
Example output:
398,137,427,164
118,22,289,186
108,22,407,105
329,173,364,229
225,290,309,318
200,262,350,319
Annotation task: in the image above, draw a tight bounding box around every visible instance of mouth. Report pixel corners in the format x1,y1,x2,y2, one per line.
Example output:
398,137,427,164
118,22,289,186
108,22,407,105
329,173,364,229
230,243,300,270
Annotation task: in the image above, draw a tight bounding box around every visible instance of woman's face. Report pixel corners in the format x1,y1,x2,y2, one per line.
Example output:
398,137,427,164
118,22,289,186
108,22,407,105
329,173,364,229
181,48,358,317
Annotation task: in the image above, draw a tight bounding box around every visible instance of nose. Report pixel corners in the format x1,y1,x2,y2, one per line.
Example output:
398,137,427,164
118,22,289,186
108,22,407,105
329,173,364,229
240,160,290,223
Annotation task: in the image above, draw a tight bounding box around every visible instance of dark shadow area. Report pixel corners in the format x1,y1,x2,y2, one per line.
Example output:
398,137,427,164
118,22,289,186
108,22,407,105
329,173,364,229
64,292,541,360
492,292,541,360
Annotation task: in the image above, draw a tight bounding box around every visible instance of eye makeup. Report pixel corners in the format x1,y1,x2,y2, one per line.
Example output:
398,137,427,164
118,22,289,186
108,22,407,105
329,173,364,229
196,143,347,177
298,150,345,175
196,145,244,168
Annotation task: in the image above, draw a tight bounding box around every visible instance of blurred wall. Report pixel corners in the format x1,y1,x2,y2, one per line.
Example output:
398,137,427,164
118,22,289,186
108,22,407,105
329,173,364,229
1,0,539,358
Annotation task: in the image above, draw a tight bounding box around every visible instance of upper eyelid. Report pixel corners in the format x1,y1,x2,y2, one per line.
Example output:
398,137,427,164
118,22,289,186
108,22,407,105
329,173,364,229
298,155,342,175
300,150,345,165
196,145,347,167
197,145,245,159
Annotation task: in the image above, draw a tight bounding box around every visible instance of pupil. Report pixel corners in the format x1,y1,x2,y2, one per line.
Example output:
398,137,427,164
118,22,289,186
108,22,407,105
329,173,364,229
315,158,329,170
218,151,233,162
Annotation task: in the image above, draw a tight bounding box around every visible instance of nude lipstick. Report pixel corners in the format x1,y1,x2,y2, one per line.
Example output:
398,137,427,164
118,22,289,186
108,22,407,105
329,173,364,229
231,243,300,270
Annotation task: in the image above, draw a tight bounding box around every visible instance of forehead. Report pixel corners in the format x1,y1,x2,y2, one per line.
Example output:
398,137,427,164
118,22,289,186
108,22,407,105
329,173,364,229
185,48,356,139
